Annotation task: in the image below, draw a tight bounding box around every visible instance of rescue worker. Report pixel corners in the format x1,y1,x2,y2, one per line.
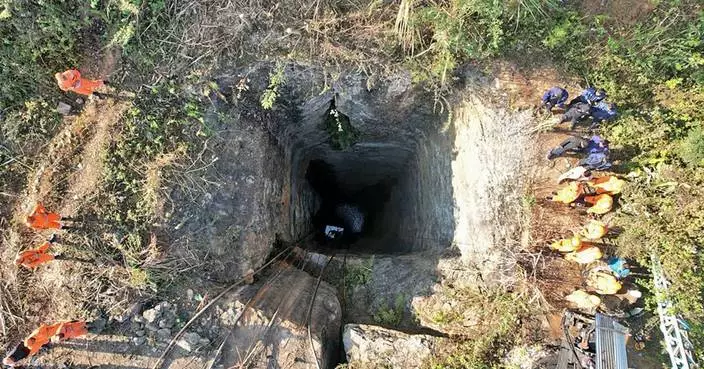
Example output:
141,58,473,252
547,135,608,160
541,86,569,111
559,101,592,130
26,202,64,230
2,321,88,366
577,151,612,171
590,101,617,125
565,245,602,264
54,69,105,96
583,194,614,215
569,87,606,106
557,166,591,184
587,270,622,295
552,182,585,204
550,236,582,252
587,175,625,195
580,220,609,240
15,235,57,269
565,289,601,310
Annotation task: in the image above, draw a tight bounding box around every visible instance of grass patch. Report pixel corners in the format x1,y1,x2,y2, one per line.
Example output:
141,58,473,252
426,289,530,369
373,293,406,326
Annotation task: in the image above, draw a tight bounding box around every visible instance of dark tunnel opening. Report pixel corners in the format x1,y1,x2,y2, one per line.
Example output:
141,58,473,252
306,159,398,251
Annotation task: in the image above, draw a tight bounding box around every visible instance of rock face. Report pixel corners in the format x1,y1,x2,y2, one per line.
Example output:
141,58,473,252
343,324,443,368
219,266,342,369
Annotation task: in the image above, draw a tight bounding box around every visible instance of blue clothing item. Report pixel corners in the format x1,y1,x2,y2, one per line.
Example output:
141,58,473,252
591,101,617,123
542,87,568,108
579,152,612,170
607,257,631,279
585,135,609,154
581,87,606,105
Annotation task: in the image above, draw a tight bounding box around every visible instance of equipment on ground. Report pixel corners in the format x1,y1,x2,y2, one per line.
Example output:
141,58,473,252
556,311,629,369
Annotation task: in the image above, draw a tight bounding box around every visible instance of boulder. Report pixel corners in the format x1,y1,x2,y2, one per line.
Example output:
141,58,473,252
343,324,443,369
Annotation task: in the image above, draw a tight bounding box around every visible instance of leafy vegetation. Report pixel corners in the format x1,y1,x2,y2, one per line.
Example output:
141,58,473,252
427,289,529,369
260,63,287,110
324,105,359,150
373,293,406,326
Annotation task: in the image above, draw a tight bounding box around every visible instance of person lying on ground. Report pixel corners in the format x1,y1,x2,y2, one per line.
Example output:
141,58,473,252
583,193,614,215
15,234,58,269
588,175,625,195
26,202,65,230
589,101,617,126
2,321,89,366
55,69,106,97
568,87,607,107
580,220,609,240
565,289,601,310
541,86,568,111
551,182,585,204
559,101,592,130
550,235,582,252
557,166,592,184
587,269,622,295
547,135,608,160
577,151,612,171
565,245,602,264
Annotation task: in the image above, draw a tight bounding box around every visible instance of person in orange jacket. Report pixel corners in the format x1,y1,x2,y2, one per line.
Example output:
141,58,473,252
54,69,105,96
588,175,626,195
2,321,89,366
15,235,58,269
580,220,609,240
552,182,585,204
565,245,603,264
550,235,582,252
26,202,71,230
583,194,614,215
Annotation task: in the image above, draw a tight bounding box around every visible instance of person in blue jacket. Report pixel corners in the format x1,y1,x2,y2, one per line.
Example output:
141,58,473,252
568,87,607,106
590,101,617,125
541,86,569,111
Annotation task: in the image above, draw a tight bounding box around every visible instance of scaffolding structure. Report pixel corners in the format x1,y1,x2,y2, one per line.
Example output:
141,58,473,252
652,255,698,369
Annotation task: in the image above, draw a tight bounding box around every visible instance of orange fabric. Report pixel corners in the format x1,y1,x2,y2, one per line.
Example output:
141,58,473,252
24,323,61,356
57,321,88,340
26,203,62,230
15,241,55,269
584,194,614,215
553,182,584,204
588,176,625,195
55,69,104,96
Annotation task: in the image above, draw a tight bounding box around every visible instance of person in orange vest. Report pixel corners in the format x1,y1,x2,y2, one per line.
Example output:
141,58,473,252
552,182,585,204
54,69,105,96
583,194,614,215
2,321,89,366
565,245,602,264
587,175,626,195
580,220,609,240
550,235,582,252
15,235,58,269
25,202,72,230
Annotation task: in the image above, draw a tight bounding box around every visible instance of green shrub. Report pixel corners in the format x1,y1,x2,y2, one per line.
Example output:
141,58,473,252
679,126,704,166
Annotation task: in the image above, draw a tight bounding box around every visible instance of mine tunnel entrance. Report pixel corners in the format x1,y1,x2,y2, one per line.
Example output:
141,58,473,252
306,159,398,250
286,91,455,256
